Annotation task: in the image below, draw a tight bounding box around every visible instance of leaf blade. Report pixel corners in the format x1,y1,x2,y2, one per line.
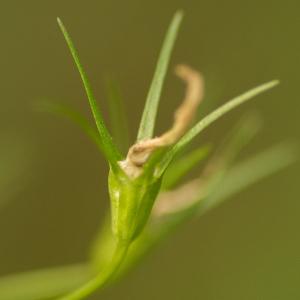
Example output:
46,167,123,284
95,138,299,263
198,142,298,214
137,11,184,141
38,101,103,151
159,80,279,173
57,18,122,170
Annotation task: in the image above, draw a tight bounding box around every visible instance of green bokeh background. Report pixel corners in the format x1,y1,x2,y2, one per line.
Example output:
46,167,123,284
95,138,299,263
0,1,299,299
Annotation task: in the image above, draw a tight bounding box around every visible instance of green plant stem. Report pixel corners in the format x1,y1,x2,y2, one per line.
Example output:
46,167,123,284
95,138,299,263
0,264,91,300
58,242,129,300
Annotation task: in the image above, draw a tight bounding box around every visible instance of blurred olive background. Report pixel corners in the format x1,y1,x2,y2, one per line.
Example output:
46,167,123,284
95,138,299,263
0,0,299,299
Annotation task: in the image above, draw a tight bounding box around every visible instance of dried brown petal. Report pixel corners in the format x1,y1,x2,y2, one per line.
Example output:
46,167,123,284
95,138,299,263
120,65,204,178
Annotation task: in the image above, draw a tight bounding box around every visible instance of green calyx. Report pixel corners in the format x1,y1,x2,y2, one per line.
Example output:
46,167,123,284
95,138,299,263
108,168,162,243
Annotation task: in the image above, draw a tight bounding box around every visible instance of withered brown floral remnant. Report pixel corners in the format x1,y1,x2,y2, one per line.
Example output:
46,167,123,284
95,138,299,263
120,64,204,178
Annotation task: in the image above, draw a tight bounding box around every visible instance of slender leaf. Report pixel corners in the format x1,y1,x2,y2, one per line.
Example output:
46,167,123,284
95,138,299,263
0,264,91,300
161,143,298,239
57,18,122,171
137,11,184,141
153,112,264,221
200,142,298,214
162,112,260,190
38,101,103,151
158,80,279,173
105,79,130,153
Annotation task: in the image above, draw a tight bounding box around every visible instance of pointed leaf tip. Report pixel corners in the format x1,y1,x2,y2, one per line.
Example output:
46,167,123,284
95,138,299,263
175,79,280,150
57,17,123,172
158,79,280,174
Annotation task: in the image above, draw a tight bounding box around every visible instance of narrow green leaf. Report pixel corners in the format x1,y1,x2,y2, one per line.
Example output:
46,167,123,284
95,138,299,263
105,79,130,154
38,101,104,152
154,113,264,220
0,264,91,300
57,18,122,171
198,142,298,214
159,80,279,173
163,143,298,239
161,112,260,189
162,145,211,189
137,11,184,141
